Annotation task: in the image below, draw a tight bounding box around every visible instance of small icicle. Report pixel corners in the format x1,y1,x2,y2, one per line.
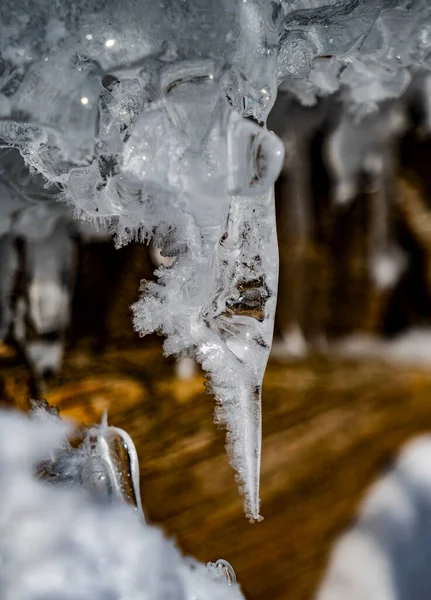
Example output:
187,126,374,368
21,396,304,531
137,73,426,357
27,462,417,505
0,234,18,340
200,186,278,521
100,409,109,431
84,422,145,517
207,559,237,585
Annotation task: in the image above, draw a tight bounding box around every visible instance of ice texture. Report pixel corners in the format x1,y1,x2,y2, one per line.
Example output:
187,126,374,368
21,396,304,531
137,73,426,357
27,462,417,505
278,0,431,113
0,407,245,600
30,402,145,516
0,0,430,520
0,148,107,392
206,560,237,586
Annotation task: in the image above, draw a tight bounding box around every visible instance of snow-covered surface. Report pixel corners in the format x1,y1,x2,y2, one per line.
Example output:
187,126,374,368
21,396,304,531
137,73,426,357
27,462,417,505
333,329,431,366
0,408,245,600
272,328,431,366
317,436,431,600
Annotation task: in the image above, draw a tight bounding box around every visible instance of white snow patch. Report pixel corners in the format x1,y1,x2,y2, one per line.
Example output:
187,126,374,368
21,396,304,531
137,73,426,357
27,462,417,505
317,436,431,600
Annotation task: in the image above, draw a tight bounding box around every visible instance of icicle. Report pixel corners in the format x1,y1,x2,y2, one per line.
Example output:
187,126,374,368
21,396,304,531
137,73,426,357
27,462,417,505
12,219,77,390
25,224,75,336
0,234,18,340
130,56,283,520
32,401,145,517
84,423,145,516
325,99,408,289
325,100,407,206
197,186,278,521
368,157,407,292
207,559,237,585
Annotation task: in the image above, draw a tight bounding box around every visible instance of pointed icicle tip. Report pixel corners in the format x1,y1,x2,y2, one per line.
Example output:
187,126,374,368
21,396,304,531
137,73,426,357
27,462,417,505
225,381,263,523
100,409,109,431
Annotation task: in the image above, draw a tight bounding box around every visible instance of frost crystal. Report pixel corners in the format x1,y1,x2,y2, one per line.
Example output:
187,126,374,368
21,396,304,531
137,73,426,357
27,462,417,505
0,0,430,520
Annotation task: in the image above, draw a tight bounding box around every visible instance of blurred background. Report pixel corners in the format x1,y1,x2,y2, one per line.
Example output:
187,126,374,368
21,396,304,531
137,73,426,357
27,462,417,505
2,71,431,599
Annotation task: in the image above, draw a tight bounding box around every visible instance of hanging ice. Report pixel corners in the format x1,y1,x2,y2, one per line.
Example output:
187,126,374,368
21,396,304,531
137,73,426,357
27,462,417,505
31,401,145,516
325,98,408,289
0,0,430,521
0,148,108,394
129,70,283,519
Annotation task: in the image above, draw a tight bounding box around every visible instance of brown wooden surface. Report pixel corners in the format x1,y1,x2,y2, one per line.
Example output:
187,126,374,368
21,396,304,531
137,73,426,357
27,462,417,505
2,343,431,600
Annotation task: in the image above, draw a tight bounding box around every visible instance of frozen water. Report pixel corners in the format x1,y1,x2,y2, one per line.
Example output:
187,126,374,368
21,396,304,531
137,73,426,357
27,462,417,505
0,148,109,390
325,100,407,205
0,0,430,520
0,407,245,600
325,97,408,289
133,184,279,521
31,403,146,516
206,559,237,586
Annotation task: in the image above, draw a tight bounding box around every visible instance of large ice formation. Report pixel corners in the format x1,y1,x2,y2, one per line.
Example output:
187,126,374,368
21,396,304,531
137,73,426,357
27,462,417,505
0,0,430,522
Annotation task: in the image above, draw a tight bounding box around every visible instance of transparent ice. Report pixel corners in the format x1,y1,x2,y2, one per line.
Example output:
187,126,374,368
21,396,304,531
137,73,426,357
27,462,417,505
30,401,145,516
0,0,430,527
